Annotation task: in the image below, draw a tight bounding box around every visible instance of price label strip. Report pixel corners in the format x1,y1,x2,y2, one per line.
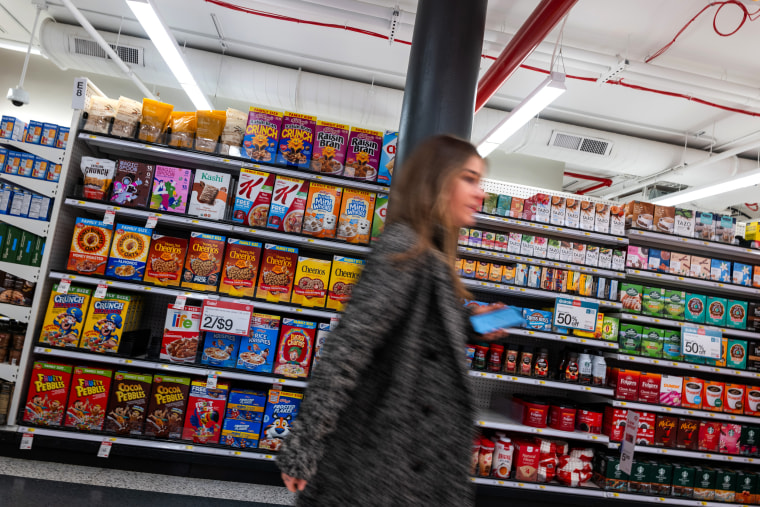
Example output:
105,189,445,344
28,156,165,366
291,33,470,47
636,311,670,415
619,410,640,475
145,214,158,229
20,432,33,450
681,325,722,360
103,209,116,225
97,441,113,458
553,297,599,332
94,283,108,299
58,278,71,294
174,295,187,311
200,300,253,337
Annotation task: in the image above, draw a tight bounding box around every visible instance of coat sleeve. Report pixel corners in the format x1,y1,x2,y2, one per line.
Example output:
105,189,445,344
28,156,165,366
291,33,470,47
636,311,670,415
276,225,422,481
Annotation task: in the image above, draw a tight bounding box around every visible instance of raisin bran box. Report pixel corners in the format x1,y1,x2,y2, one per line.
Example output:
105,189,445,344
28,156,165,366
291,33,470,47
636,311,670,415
256,244,299,303
302,182,342,240
187,169,231,220
181,232,226,291
23,361,72,427
182,381,229,444
267,175,308,233
66,217,113,276
377,130,397,186
105,371,153,435
291,256,332,308
144,375,191,439
149,165,192,214
64,366,113,431
160,304,202,363
232,168,276,227
143,234,188,287
310,120,349,175
243,108,282,163
201,332,240,369
258,389,303,451
237,313,281,374
221,389,267,449
110,160,154,208
38,284,92,348
276,112,316,168
106,223,152,281
344,127,382,182
327,255,365,311
273,318,317,378
219,238,262,298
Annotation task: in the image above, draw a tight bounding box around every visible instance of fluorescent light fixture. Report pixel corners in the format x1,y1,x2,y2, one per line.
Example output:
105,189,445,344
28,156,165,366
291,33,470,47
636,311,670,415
0,39,43,56
477,72,566,157
651,168,760,206
126,0,213,110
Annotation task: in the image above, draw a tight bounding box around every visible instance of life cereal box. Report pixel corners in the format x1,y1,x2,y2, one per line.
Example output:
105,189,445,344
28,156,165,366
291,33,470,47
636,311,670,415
23,361,72,427
237,313,281,373
181,232,226,291
276,112,316,168
105,371,153,435
201,332,240,369
221,389,266,448
345,127,382,182
143,234,188,286
243,108,282,163
302,182,342,239
274,319,316,378
64,366,113,431
38,283,92,348
258,389,303,451
256,244,298,303
182,381,229,444
105,223,152,281
144,375,191,439
310,120,349,175
66,217,113,276
371,193,388,242
231,168,276,227
160,304,202,363
79,292,141,353
149,165,192,214
219,239,262,298
327,255,365,311
377,131,397,186
267,176,308,233
110,160,154,208
187,169,231,220
337,189,376,244
291,256,331,308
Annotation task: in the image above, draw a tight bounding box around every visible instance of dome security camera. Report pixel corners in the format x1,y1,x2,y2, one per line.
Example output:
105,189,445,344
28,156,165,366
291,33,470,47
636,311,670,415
7,87,30,107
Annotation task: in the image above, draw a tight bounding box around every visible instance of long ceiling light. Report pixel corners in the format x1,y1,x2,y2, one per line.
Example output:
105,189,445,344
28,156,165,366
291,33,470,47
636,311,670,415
477,72,566,157
125,0,213,110
651,168,760,206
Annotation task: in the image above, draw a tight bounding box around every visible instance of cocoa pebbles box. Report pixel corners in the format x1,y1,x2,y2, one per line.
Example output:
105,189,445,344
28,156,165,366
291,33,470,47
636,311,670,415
23,361,72,427
181,232,226,291
276,112,316,169
243,108,282,163
256,244,298,303
144,375,191,439
219,239,262,298
310,120,349,175
64,366,113,431
344,127,382,182
273,318,316,379
110,160,154,208
105,371,153,435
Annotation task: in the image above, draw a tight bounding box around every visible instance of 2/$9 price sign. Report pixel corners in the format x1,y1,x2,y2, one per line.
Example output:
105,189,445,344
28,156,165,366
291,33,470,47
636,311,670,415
553,297,599,333
200,300,253,336
681,325,722,359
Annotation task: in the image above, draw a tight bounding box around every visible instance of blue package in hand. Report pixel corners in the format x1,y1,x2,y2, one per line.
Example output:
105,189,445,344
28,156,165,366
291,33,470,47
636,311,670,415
469,306,527,335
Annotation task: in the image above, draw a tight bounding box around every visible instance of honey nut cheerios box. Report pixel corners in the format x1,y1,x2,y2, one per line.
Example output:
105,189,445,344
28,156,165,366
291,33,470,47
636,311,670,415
39,283,92,348
79,291,143,353
143,234,188,287
219,238,262,298
67,217,113,276
64,366,114,431
336,189,376,244
106,223,152,281
327,255,366,312
181,232,226,291
256,244,299,303
291,256,332,308
23,361,73,427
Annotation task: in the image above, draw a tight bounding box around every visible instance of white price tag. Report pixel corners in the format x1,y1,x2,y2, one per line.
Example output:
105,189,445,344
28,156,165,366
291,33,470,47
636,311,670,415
206,373,218,389
553,297,599,332
619,410,639,475
145,215,158,229
103,209,115,225
94,283,108,299
174,295,187,311
681,325,721,359
200,300,253,336
20,432,33,450
57,279,71,294
97,441,112,458
330,315,341,331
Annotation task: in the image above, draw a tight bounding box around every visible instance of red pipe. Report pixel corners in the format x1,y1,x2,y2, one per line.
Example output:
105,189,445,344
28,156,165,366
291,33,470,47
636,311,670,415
564,171,613,195
475,0,579,113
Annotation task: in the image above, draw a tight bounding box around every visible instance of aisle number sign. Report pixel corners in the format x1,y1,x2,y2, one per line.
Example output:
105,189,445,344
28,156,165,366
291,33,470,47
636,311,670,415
681,325,722,359
553,297,599,332
200,299,253,337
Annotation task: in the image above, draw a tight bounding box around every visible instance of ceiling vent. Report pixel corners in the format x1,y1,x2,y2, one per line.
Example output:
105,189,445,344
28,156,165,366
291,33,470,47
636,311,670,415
71,36,144,65
549,130,613,156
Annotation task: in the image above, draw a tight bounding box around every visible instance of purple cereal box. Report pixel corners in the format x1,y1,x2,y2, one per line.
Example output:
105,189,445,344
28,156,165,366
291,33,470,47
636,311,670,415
310,121,349,175
344,127,382,182
276,112,316,169
149,165,192,214
243,108,282,164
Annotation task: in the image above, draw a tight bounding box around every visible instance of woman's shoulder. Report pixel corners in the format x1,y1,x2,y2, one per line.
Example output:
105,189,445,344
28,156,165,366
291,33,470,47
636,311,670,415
374,222,419,254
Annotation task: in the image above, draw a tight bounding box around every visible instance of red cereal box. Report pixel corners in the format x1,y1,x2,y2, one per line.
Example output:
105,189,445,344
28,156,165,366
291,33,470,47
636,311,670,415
64,366,114,431
698,421,722,452
23,361,72,427
273,318,316,379
182,380,229,444
345,127,382,182
267,176,308,233
160,304,202,363
243,108,282,163
231,169,276,227
310,121,349,175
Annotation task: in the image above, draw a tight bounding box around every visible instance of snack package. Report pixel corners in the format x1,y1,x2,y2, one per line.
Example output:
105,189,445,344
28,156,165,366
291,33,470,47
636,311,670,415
165,111,196,149
221,390,266,448
181,232,226,291
273,319,316,378
143,235,188,286
106,223,152,281
256,244,298,303
83,96,118,134
378,131,397,185
149,165,192,214
188,169,230,220
310,121,349,175
302,183,342,239
291,256,332,308
237,313,281,373
276,112,316,168
337,189,376,244
219,239,262,298
109,160,154,207
371,194,388,242
66,218,113,276
327,255,365,311
195,110,227,153
23,361,73,427
159,304,202,363
138,98,173,143
182,381,229,444
258,389,303,451
231,168,276,227
345,128,382,181
38,284,92,348
219,107,247,156
104,372,153,435
267,176,308,233
144,375,191,439
81,157,116,200
243,108,283,163
111,96,142,138
64,366,114,431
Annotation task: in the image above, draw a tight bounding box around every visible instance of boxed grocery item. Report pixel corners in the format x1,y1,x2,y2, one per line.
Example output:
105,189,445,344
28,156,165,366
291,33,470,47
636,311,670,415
620,284,643,314
344,128,382,181
40,123,58,146
495,194,511,217
571,243,586,265
697,421,721,451
143,234,188,287
509,197,524,219
602,405,628,441
638,372,661,403
522,309,552,331
614,369,640,400
221,390,266,448
470,229,483,248
642,287,665,317
733,262,752,286
64,366,113,431
56,127,69,149
689,255,711,279
576,200,595,231
109,160,154,208
182,381,229,444
25,120,43,143
144,375,191,439
521,195,536,221
724,384,746,414
682,377,704,409
533,236,548,258
663,289,685,320
512,439,540,482
258,389,303,451
746,385,760,414
291,256,331,308
159,304,202,363
377,130,397,185
0,116,25,140
720,423,742,454
647,249,669,272
243,108,282,163
549,196,565,226
337,188,376,244
462,259,476,279
273,318,316,378
611,249,626,271
671,464,696,498
267,175,308,233
594,203,610,233
104,371,153,435
276,112,316,168
23,361,73,426
659,375,683,406
256,243,298,303
585,245,599,266
219,239,262,298
46,163,62,182
3,150,20,174
755,266,760,288
650,463,673,494
105,223,152,281
627,461,652,493
79,292,142,353
593,455,629,491
625,246,648,270
727,338,748,369
31,156,48,180
706,296,728,326
693,468,716,501
520,235,534,256
39,283,92,348
670,252,691,276
181,232,226,291
231,168,276,227
310,121,349,175
714,215,737,243
149,165,192,214
237,313,281,374
188,169,230,220
201,332,240,369
703,380,725,411
750,302,760,332
326,255,365,311
653,205,675,233
694,211,715,240
654,415,677,447
740,425,760,456
675,417,700,449
674,208,695,237
66,218,113,275
600,316,619,342
302,182,342,240
609,204,625,235
530,194,547,222
564,198,580,228
17,153,34,177
640,327,663,358
685,293,707,323
662,329,682,360
625,200,655,230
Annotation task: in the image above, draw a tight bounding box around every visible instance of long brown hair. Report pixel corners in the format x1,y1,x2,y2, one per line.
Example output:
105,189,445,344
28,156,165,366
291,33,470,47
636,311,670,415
387,134,483,298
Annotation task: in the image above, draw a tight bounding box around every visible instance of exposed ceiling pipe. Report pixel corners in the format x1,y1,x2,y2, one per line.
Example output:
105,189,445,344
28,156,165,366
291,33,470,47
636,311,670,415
565,171,613,195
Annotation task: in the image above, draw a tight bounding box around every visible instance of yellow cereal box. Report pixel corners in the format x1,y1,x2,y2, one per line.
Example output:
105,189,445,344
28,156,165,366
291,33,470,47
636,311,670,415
291,256,332,308
336,189,375,244
66,218,113,276
39,284,92,348
79,292,143,353
326,256,366,312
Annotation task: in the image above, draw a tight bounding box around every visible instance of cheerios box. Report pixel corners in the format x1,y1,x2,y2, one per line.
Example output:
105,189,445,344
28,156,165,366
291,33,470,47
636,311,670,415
143,234,188,287
291,256,332,308
23,361,73,427
237,313,281,374
273,319,316,379
160,304,202,363
219,239,262,298
258,389,303,451
39,283,92,348
66,218,113,276
276,112,316,168
377,131,397,186
181,232,226,291
256,244,298,303
327,255,365,311
182,381,229,444
243,108,282,163
106,223,152,281
79,292,143,353
231,168,276,227
64,366,113,431
345,127,382,182
336,189,376,244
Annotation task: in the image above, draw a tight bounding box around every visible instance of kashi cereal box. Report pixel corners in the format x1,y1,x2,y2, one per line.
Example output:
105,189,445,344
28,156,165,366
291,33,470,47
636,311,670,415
160,304,202,363
221,389,267,448
267,175,308,233
149,165,192,214
231,168,276,227
143,234,188,286
39,284,92,348
23,361,72,427
371,193,388,242
64,366,113,431
258,389,303,451
201,332,240,369
181,232,226,291
66,217,113,276
344,127,382,182
310,120,349,175
273,319,316,378
79,292,142,353
182,381,229,444
144,375,191,439
327,255,365,311
104,372,153,435
109,160,154,208
378,130,397,185
256,244,298,302
302,182,342,239
291,256,332,308
243,108,282,163
336,188,376,244
188,169,231,220
237,313,281,373
105,223,152,281
276,112,316,168
219,239,262,298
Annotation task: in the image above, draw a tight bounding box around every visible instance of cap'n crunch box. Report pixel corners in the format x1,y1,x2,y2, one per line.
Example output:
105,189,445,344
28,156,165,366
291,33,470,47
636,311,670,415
310,121,349,175
143,235,188,287
64,366,113,431
181,232,226,291
336,189,376,244
79,292,141,353
345,127,382,182
219,239,262,298
159,304,202,363
256,244,298,303
276,112,316,168
258,389,303,451
39,284,92,348
105,371,153,435
237,314,281,374
144,375,191,439
267,176,308,233
243,108,282,163
231,168,276,227
182,381,229,444
274,318,316,379
23,361,72,427
291,256,332,308
106,223,152,281
67,218,113,276
302,183,342,239
327,255,365,311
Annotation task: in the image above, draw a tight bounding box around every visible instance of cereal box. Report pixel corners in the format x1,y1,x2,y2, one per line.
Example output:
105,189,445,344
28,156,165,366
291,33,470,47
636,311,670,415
274,319,316,378
371,193,388,243
149,165,192,214
106,223,152,281
267,175,308,233
201,332,240,369
25,120,42,143
110,160,154,208
159,304,202,363
302,182,342,239
243,108,282,163
23,361,72,427
337,188,376,244
377,130,397,185
327,255,365,311
231,168,276,227
256,244,298,303
38,284,92,348
710,258,731,282
345,127,382,181
258,389,303,451
310,120,349,175
291,256,332,308
66,218,113,276
312,322,332,372
221,390,266,448
79,292,142,353
188,169,231,220
31,156,48,180
182,381,229,444
143,234,188,286
144,375,191,439
105,372,153,435
56,127,70,150
64,366,113,431
276,112,316,168
181,232,226,291
237,313,281,373
219,239,262,298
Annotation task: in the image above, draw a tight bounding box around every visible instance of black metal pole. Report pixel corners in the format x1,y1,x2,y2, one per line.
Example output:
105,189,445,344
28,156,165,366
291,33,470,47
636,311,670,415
395,0,489,176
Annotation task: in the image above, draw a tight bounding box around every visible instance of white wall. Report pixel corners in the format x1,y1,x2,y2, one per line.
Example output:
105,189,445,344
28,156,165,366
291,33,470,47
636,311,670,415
485,151,565,190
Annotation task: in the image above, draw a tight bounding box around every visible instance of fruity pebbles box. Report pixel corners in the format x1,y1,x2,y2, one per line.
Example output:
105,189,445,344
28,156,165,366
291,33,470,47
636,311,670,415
182,381,229,444
345,127,382,181
149,165,192,214
259,389,303,451
274,318,316,379
64,366,113,431
256,244,298,303
237,313,281,374
106,223,152,281
144,375,191,439
221,389,266,448
67,217,113,276
267,175,308,233
105,371,153,435
38,283,92,348
310,121,349,175
327,255,365,311
243,108,282,163
143,234,188,287
276,112,316,168
231,168,275,227
219,239,262,298
23,361,72,426
181,232,226,291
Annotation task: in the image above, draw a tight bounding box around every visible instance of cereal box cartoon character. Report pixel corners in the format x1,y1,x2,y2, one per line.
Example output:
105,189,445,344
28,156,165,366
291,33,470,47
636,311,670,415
53,308,84,344
85,313,122,353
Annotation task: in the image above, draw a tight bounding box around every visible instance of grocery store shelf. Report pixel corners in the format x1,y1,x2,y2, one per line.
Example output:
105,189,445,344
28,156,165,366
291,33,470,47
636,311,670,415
0,260,39,282
625,269,760,300
0,303,30,322
474,213,628,246
610,313,760,340
623,444,758,464
0,214,48,236
476,409,610,444
470,477,606,497
604,353,760,380
458,246,625,279
509,328,619,350
79,133,390,194
627,228,760,264
0,173,58,198
462,278,623,309
468,370,614,396
611,400,760,424
0,140,65,163
34,346,308,388
0,363,19,381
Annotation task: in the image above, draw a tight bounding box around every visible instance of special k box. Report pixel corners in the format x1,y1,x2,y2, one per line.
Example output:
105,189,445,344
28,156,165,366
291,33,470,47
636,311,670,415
219,239,262,298
267,176,308,233
23,361,72,426
159,304,202,363
310,121,349,175
243,108,282,163
345,127,382,182
182,381,229,444
231,168,276,227
276,112,316,168
258,389,303,451
256,244,298,303
64,366,114,431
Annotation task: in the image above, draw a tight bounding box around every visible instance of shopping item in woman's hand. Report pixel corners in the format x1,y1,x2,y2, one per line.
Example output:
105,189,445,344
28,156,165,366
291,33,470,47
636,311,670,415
470,306,526,335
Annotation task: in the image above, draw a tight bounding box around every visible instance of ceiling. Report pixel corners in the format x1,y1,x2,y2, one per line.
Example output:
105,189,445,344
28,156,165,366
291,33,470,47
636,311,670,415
2,0,760,217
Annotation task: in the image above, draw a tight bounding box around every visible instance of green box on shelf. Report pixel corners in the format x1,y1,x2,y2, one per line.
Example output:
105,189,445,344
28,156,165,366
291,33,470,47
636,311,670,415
727,300,748,330
640,327,664,358
619,323,642,354
30,236,44,267
672,464,696,498
627,461,653,494
662,329,682,361
601,316,619,342
664,289,686,321
716,470,737,496
695,467,717,491
740,425,760,455
482,193,498,214
650,463,673,494
706,296,728,327
593,455,629,491
1,226,21,262
15,230,33,265
620,283,643,314
726,339,748,370
642,286,665,317
685,293,707,324
735,472,756,500
495,195,511,217
0,223,7,257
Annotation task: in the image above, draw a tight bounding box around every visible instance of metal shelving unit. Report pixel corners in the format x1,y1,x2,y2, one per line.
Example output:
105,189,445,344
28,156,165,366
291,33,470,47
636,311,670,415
625,269,760,300
0,363,19,382
0,303,31,323
468,370,614,396
508,328,619,350
612,444,759,464
0,174,58,199
476,408,610,444
627,229,760,265
611,400,760,425
474,213,628,246
462,278,623,309
0,140,65,164
609,313,760,340
604,352,760,379
0,261,39,282
0,214,49,236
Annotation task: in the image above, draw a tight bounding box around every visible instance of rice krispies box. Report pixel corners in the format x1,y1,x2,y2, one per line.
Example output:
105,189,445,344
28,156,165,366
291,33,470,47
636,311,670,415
276,112,316,168
336,189,376,244
256,244,299,303
273,318,316,378
182,381,229,444
231,168,276,227
110,159,154,208
38,284,92,348
377,131,397,185
23,361,72,426
144,375,191,439
160,304,202,363
345,127,382,182
181,232,226,291
237,313,281,373
243,108,282,163
64,366,113,431
149,165,192,214
221,389,267,449
66,218,113,276
105,371,153,435
258,389,303,451
310,121,349,175
302,183,342,239
219,239,262,298
143,234,188,286
106,223,152,281
201,332,240,369
267,176,308,233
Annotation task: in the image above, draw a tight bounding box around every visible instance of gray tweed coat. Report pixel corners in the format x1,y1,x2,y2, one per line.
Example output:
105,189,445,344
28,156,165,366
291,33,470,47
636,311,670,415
277,222,475,506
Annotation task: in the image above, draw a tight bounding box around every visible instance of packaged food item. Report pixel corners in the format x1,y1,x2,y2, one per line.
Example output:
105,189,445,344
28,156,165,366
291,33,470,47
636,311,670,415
83,96,118,134
642,287,664,317
302,183,342,239
17,152,34,176
46,163,62,182
188,169,230,220
638,373,662,403
181,232,226,291
291,256,331,308
733,262,752,286
513,439,540,482
267,175,308,233
720,423,742,454
258,389,303,451
255,244,299,303
371,193,388,243
274,319,316,378
706,296,728,326
327,255,365,311
682,378,704,409
38,284,92,348
242,108,282,162
714,215,737,243
724,384,746,414
710,258,731,283
237,313,281,373
0,116,26,140
619,284,643,313
221,390,266,448
109,160,154,208
336,188,376,244
182,381,229,444
64,366,114,431
138,98,173,142
344,128,382,181
23,361,73,426
218,239,262,298
66,218,113,276
106,223,152,281
144,375,191,439
149,165,192,214
81,157,116,200
194,110,227,152
276,112,316,168
693,211,715,240
310,121,349,175
159,304,202,363
143,234,188,287
79,292,143,353
498,194,514,217
594,203,611,233
201,332,240,369
31,156,49,180
727,338,748,368
104,371,153,435
662,330,682,361
685,293,707,323
377,130,397,185
165,112,197,149
219,107,247,155
111,96,142,138
565,198,580,228
703,381,725,411
675,418,700,449
614,369,640,400
689,256,711,279
625,246,648,270
231,168,276,227
653,414,678,447
550,196,565,226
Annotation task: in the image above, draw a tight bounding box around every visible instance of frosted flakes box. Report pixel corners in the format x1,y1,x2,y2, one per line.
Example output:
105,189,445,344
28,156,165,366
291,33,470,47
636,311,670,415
243,108,282,163
237,313,281,373
291,256,332,308
378,130,397,185
221,389,267,448
371,193,388,242
39,283,92,348
66,218,113,276
79,292,140,353
267,175,308,233
144,375,191,439
23,361,72,427
143,234,188,287
201,332,240,369
327,255,365,311
106,223,152,281
188,169,231,220
159,304,202,363
302,182,342,239
182,381,229,444
310,120,349,175
337,188,376,244
219,239,262,298
231,168,276,227
110,160,154,208
276,112,316,168
345,127,382,181
258,389,303,451
105,371,153,435
256,244,298,303
64,366,113,431
274,319,316,378
181,232,226,291
149,165,192,214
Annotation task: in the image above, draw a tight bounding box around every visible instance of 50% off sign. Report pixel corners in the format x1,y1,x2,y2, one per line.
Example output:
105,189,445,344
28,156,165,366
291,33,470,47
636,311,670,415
200,300,253,336
553,297,599,332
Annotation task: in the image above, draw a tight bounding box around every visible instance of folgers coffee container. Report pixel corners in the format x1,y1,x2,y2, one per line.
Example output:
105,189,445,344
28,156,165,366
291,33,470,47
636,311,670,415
636,411,656,445
724,384,746,414
614,369,640,401
516,396,549,428
637,372,661,404
698,421,722,452
575,405,603,434
675,417,700,450
654,414,678,447
602,406,628,441
548,400,576,432
703,381,725,412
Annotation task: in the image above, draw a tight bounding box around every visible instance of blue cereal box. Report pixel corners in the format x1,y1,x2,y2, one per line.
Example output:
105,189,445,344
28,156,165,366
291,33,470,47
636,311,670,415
221,418,263,449
243,108,282,163
221,389,266,449
40,123,58,147
237,313,281,373
201,332,240,369
711,259,731,283
0,116,26,141
377,130,397,185
25,120,43,144
32,156,49,179
17,153,35,177
522,308,553,331
258,389,303,451
276,112,316,168
56,127,70,150
3,151,21,174
733,262,752,286
105,223,152,281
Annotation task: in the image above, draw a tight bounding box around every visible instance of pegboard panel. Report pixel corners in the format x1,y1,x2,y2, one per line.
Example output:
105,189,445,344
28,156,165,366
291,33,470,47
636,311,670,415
481,178,618,206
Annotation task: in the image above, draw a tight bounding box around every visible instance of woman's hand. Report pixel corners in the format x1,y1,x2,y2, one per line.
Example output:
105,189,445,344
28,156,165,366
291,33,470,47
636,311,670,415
470,302,511,341
282,472,308,493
